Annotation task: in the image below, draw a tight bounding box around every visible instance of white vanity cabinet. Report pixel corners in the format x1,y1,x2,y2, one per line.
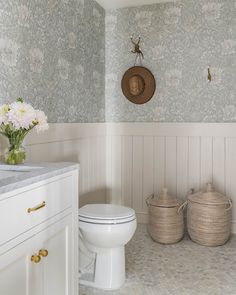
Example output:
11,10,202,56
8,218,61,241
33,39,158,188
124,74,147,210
0,168,78,295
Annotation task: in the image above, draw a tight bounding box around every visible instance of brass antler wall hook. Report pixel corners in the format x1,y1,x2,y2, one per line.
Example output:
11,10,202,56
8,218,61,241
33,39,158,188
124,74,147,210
130,35,144,65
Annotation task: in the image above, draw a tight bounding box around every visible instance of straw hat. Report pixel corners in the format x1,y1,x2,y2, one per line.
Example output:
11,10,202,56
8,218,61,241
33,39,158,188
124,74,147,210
121,66,156,104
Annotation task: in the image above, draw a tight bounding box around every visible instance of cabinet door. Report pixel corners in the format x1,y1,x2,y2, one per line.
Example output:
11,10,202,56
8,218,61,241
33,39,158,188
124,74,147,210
0,237,43,295
0,255,31,295
0,214,74,295
42,215,73,295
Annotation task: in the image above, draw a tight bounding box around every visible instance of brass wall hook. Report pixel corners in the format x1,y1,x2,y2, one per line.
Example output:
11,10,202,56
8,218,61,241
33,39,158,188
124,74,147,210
208,66,212,82
130,35,144,65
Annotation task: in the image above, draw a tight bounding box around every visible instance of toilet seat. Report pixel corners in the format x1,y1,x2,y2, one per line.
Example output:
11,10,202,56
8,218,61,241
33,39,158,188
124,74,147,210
79,204,136,224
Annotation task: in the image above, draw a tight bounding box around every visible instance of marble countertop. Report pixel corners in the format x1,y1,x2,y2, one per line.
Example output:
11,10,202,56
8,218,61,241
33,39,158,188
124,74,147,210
0,162,79,195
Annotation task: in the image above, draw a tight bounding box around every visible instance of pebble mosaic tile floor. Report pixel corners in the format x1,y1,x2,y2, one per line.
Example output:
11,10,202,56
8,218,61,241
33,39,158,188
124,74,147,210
80,224,236,295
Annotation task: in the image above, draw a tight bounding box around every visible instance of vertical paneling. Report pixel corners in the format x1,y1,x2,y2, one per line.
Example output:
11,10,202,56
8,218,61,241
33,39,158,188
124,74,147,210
143,137,154,212
89,137,97,191
95,136,106,190
121,136,133,207
29,143,50,162
99,136,106,189
154,137,165,195
132,136,143,212
213,137,225,194
60,139,78,162
94,137,100,190
188,137,201,192
226,138,236,221
201,137,213,189
78,138,89,195
165,137,177,196
111,136,122,204
106,135,112,202
177,137,188,200
26,122,236,231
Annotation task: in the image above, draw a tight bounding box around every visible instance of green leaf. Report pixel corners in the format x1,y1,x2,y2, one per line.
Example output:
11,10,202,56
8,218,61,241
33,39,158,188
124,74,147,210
16,97,24,103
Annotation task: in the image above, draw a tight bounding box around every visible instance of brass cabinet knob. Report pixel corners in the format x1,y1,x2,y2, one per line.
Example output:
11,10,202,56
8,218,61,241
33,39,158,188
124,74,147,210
31,255,41,263
39,249,48,257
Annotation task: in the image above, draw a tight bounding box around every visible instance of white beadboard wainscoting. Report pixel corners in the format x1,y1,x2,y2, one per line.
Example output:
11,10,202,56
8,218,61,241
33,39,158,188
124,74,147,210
24,123,107,207
106,123,236,233
1,122,236,233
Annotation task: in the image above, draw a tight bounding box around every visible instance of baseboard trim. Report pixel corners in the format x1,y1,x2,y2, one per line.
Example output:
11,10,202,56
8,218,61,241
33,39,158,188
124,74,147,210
136,212,236,234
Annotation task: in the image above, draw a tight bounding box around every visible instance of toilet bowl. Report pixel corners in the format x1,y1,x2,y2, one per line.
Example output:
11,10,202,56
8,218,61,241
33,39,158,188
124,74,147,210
79,204,137,290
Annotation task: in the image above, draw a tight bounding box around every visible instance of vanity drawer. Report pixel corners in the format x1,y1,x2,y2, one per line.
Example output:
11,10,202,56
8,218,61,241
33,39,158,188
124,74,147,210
0,175,73,246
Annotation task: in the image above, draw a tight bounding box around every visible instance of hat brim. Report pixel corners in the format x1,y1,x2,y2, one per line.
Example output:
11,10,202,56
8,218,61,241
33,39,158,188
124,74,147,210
121,66,156,104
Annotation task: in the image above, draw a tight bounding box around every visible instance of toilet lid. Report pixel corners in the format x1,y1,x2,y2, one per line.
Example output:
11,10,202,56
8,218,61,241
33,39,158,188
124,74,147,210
79,204,135,221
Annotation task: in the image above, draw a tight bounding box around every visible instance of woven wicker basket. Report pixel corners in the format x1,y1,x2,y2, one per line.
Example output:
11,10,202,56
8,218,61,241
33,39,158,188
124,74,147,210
146,188,185,244
187,183,232,247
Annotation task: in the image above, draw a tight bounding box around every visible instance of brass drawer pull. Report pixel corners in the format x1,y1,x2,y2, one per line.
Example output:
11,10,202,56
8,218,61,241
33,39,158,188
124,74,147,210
31,254,41,263
39,249,48,257
27,201,46,213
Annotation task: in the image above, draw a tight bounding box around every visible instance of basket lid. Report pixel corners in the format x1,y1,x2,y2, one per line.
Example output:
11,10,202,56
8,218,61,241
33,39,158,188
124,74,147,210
188,183,230,205
149,188,181,208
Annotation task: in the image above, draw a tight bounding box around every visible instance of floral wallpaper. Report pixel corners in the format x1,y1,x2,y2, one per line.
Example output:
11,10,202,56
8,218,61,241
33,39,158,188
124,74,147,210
0,0,105,123
105,0,236,122
1,0,236,123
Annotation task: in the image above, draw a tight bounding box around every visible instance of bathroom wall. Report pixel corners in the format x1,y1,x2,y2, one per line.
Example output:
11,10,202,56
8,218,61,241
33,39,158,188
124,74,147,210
0,0,106,205
105,0,236,122
2,0,236,232
106,122,236,233
25,123,107,206
104,0,236,232
0,0,105,123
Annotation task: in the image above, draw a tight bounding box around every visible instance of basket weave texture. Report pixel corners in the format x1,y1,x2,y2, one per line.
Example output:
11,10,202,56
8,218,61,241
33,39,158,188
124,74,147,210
187,183,232,247
146,189,184,244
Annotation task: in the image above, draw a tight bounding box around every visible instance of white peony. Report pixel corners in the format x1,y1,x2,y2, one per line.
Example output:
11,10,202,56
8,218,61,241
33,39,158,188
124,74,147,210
0,99,48,165
35,110,49,133
7,101,36,130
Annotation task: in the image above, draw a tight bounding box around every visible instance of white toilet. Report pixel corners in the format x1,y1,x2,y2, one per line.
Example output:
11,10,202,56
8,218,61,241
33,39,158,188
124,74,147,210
79,204,137,290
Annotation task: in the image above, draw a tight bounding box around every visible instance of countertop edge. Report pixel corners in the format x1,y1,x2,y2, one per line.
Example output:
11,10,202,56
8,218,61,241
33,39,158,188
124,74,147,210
0,162,79,195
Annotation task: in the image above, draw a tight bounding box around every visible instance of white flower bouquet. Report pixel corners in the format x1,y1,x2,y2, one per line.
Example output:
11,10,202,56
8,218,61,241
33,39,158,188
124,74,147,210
0,98,48,164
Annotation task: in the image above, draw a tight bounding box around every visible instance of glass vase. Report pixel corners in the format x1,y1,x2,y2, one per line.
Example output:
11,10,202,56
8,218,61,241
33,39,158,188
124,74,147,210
4,144,26,165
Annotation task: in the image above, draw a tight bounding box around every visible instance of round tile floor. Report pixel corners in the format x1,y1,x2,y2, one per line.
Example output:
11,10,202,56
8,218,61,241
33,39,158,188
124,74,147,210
80,224,236,295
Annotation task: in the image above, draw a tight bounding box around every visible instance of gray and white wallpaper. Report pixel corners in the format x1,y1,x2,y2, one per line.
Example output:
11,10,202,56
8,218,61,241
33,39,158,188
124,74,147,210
105,0,236,122
0,0,105,123
0,0,236,123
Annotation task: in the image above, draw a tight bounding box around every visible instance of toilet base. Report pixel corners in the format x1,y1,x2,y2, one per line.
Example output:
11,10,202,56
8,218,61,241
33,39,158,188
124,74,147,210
80,246,125,290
